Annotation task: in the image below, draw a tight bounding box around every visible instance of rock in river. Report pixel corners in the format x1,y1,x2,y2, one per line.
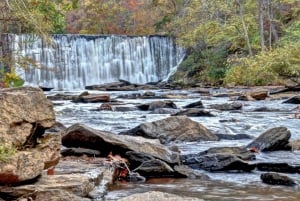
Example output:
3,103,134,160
62,123,180,164
261,172,296,186
246,127,291,151
120,116,218,144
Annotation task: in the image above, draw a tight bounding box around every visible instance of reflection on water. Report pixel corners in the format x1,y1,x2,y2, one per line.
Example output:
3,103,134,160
48,89,300,201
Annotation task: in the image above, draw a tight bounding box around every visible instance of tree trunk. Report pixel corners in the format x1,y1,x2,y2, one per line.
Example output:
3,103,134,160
236,0,253,56
258,0,265,51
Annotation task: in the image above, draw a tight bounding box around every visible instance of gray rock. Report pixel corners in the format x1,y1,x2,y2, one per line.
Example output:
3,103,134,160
246,127,291,151
133,159,174,177
121,116,218,144
261,172,296,186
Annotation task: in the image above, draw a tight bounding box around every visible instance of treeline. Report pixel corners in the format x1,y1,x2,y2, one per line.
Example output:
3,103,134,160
1,0,300,86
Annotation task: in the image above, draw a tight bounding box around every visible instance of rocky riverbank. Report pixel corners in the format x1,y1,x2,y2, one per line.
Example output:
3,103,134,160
0,85,299,201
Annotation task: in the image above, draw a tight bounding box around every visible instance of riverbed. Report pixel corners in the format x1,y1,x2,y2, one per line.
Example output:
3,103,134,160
48,88,300,201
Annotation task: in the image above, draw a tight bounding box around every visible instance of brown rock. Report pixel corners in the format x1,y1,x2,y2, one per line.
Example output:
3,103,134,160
250,89,269,100
0,87,55,147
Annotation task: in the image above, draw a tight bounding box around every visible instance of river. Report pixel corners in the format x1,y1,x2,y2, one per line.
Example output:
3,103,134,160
48,88,300,201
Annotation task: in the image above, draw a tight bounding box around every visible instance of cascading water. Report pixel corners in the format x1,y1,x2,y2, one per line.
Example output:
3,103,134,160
8,34,184,90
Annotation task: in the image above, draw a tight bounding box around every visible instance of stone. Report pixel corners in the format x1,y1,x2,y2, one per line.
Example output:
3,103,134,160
282,95,300,104
198,147,256,161
117,191,204,201
98,103,113,111
183,100,204,108
237,94,256,101
172,108,214,117
62,123,180,164
125,151,155,169
121,116,218,144
210,102,243,110
133,159,174,177
0,151,45,184
0,87,55,147
182,153,255,172
137,100,177,111
250,89,269,100
215,134,253,140
256,163,300,173
72,94,110,103
246,127,291,151
261,172,296,186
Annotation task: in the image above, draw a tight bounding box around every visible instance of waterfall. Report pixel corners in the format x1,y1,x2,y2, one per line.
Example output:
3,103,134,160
8,34,184,90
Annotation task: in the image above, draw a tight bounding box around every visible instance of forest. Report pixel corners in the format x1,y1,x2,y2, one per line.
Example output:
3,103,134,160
0,0,300,87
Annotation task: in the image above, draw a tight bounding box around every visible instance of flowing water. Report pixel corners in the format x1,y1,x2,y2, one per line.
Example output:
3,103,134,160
48,88,300,201
7,34,184,90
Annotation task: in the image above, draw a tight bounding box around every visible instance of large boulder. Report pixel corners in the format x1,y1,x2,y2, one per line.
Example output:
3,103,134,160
0,87,59,184
246,127,291,151
121,116,218,144
62,123,180,164
133,159,174,177
0,87,55,147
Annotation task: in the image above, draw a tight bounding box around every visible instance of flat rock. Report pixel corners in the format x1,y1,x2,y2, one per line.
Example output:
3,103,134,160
121,116,218,144
246,127,291,151
183,100,204,108
137,100,177,111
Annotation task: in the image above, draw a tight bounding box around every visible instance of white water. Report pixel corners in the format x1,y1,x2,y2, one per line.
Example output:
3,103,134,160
8,34,184,90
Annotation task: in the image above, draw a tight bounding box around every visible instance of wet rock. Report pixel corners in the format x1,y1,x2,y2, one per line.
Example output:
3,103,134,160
137,100,177,111
47,93,76,101
114,106,138,112
61,147,101,157
210,102,243,110
256,163,300,173
250,89,269,100
72,94,110,103
252,107,280,112
62,123,180,164
261,172,296,186
182,154,255,172
121,116,218,144
215,134,253,140
133,159,174,177
117,191,204,201
172,108,214,117
282,95,300,104
174,165,209,179
246,127,291,151
183,100,204,108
